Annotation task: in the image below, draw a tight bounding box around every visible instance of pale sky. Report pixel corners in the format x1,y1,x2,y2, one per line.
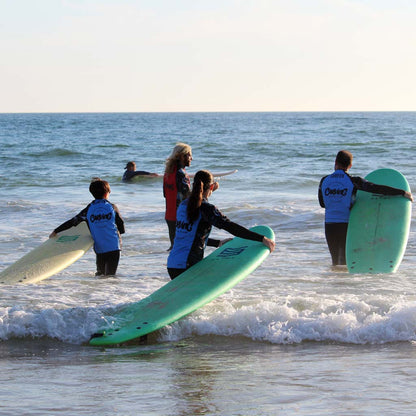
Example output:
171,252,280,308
1,0,415,112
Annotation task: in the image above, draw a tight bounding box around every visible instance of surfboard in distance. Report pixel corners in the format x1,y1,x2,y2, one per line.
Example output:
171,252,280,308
89,225,274,346
211,169,238,178
0,222,93,284
188,169,238,179
125,170,237,182
123,173,161,183
346,168,411,274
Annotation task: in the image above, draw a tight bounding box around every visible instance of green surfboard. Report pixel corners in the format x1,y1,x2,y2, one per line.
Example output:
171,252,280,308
90,225,274,346
346,169,411,274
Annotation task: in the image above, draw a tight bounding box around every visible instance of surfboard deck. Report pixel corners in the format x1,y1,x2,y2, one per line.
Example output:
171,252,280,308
0,222,93,284
346,168,411,274
89,225,274,346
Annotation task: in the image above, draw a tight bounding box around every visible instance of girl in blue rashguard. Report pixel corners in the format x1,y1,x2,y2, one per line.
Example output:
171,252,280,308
167,170,275,279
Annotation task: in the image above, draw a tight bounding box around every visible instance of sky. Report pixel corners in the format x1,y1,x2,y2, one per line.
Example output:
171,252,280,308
1,0,415,112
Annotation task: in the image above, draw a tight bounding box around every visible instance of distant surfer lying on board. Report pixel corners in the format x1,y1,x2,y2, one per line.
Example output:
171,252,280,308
50,178,125,276
318,150,413,266
122,161,160,182
167,170,275,279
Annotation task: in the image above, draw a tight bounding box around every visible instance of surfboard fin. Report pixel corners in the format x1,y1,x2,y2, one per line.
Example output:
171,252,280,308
90,332,105,339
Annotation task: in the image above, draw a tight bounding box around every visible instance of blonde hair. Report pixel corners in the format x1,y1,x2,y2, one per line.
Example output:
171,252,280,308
165,142,192,174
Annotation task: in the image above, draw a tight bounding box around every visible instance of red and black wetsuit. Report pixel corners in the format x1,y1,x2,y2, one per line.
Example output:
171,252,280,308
163,164,191,248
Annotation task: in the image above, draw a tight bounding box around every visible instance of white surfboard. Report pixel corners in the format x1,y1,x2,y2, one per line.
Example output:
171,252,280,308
212,169,238,178
188,169,238,178
0,222,93,285
127,170,237,182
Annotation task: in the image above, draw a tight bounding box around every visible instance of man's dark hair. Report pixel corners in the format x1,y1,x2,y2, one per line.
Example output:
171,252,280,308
335,150,353,169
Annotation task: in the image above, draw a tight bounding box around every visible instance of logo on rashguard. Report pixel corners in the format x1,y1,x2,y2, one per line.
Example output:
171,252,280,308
176,220,193,232
89,212,112,223
325,187,348,197
325,182,348,201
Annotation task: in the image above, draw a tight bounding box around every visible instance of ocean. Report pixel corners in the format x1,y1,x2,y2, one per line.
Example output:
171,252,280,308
0,112,415,415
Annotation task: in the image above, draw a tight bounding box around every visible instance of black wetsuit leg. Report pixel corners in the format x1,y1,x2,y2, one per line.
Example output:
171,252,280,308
96,250,120,276
167,267,186,280
325,223,348,266
166,219,176,249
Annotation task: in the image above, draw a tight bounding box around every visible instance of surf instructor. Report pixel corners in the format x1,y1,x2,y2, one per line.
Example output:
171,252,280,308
167,170,275,279
163,143,192,250
318,150,413,266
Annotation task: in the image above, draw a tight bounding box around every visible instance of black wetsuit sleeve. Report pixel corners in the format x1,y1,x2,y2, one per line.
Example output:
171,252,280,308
201,202,265,243
207,238,221,247
54,205,89,234
318,176,327,208
351,176,406,196
113,204,125,234
176,169,191,201
221,221,264,242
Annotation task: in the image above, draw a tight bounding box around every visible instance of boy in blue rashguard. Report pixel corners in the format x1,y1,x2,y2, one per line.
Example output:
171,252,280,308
318,150,413,266
50,179,125,276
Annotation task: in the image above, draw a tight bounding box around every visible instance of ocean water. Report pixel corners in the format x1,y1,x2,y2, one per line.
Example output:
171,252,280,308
0,112,416,415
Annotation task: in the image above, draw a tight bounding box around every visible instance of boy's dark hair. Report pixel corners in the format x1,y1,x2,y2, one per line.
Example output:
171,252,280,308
89,179,111,199
335,150,353,169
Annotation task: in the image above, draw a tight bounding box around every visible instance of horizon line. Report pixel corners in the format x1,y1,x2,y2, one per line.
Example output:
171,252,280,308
1,110,416,115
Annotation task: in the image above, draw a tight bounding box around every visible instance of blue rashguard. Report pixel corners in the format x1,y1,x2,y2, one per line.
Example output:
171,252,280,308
54,199,125,254
318,170,355,223
87,199,121,253
318,169,405,223
167,199,263,271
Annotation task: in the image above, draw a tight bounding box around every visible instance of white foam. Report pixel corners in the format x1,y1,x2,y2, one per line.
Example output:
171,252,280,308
157,297,416,345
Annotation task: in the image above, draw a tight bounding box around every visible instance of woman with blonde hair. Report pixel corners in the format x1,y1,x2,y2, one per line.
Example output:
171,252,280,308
167,170,275,279
163,143,193,250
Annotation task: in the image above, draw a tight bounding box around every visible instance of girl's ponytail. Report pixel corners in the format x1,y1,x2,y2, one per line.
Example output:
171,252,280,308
187,170,213,222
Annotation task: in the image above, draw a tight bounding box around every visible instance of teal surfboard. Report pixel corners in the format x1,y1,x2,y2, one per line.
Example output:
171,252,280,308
346,169,411,274
90,225,274,346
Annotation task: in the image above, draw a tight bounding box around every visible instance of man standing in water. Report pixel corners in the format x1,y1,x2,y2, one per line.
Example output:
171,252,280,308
163,143,192,250
318,150,413,266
